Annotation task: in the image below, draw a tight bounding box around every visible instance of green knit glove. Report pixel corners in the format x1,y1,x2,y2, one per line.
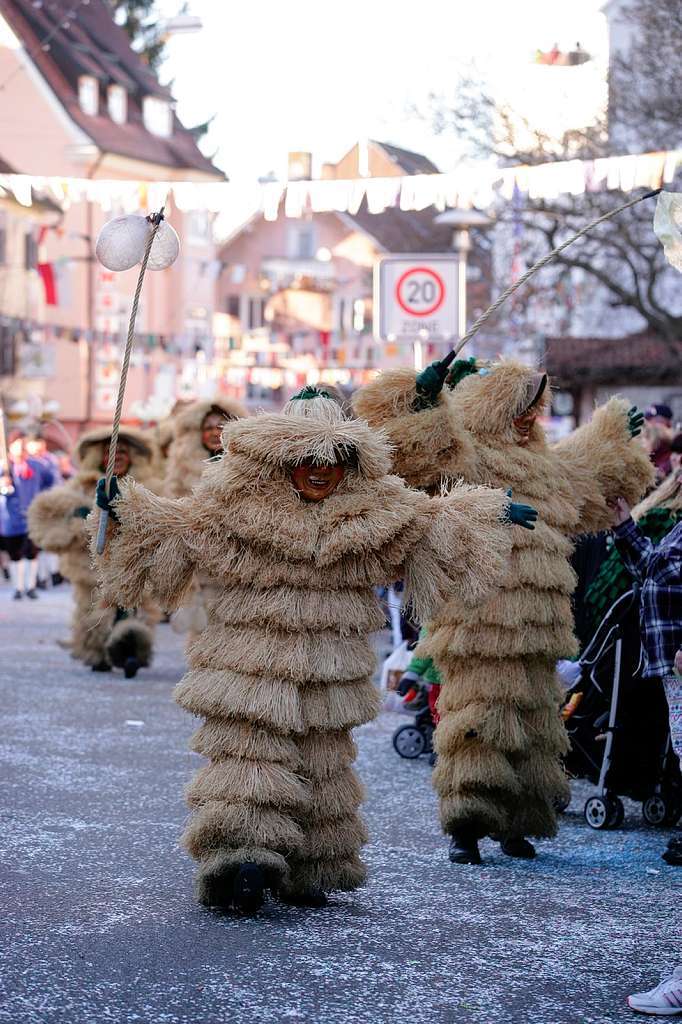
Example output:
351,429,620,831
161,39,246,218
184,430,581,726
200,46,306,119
414,359,450,410
445,357,479,389
95,476,121,522
627,406,644,438
503,489,538,530
72,506,90,519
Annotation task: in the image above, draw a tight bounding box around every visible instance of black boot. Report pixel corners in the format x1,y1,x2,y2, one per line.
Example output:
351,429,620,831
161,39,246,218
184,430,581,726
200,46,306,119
280,887,328,908
91,660,111,672
448,828,482,865
232,863,265,913
662,837,682,866
500,836,536,859
124,656,140,679
51,572,64,587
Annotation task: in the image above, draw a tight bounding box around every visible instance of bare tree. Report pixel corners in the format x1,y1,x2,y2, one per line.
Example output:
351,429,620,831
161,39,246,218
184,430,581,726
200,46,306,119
428,0,682,351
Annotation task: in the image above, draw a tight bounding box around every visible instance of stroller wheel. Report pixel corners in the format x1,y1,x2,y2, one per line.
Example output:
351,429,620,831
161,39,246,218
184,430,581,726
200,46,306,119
392,724,426,759
584,795,620,830
642,794,675,827
608,797,625,828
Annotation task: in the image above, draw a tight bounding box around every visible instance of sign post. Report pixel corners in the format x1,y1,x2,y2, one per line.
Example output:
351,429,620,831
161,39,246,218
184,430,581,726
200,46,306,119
374,254,459,369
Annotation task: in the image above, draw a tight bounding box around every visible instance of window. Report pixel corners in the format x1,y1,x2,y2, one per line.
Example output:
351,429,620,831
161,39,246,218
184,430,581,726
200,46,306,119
187,210,210,244
248,297,267,330
286,224,316,260
24,232,38,270
143,96,172,138
353,299,366,332
78,75,99,116
226,295,240,319
107,84,127,125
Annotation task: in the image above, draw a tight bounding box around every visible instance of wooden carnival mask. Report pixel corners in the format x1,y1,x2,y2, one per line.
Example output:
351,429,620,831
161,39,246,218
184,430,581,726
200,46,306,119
291,459,346,502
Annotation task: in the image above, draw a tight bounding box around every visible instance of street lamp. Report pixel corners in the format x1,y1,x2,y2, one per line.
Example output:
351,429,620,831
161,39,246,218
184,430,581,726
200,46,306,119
434,208,492,348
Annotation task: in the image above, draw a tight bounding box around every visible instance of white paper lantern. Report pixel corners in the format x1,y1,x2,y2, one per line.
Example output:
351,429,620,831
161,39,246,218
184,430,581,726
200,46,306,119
653,191,682,272
95,214,150,271
147,220,180,271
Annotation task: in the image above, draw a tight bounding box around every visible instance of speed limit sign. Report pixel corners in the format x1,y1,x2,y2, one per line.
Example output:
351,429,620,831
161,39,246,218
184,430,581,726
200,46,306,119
374,254,459,343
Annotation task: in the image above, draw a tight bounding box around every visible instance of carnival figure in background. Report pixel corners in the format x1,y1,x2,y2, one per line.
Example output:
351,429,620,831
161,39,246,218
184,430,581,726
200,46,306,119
163,399,247,635
90,387,529,913
29,427,161,677
354,357,653,865
163,399,247,498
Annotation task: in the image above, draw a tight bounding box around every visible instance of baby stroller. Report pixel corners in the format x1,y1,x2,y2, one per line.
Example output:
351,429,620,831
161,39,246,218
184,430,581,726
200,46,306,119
392,673,435,760
563,588,682,830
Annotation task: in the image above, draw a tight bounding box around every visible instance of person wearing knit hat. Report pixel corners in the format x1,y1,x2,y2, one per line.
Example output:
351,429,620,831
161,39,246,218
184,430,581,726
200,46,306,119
90,385,530,913
353,356,654,866
28,427,162,677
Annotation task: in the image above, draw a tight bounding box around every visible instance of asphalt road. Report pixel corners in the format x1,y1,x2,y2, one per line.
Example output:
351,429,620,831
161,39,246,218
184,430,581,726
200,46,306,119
0,585,678,1024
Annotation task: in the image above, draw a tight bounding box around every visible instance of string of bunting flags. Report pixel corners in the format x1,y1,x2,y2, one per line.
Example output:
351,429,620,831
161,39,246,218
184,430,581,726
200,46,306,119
0,150,679,220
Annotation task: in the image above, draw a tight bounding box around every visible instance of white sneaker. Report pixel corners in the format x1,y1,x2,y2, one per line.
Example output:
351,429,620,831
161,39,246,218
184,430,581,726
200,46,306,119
628,968,682,1015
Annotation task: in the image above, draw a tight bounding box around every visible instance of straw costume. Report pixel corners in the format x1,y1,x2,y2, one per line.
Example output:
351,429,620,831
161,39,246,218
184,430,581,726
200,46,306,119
90,388,518,911
354,359,654,863
163,399,247,634
163,398,247,498
28,427,160,675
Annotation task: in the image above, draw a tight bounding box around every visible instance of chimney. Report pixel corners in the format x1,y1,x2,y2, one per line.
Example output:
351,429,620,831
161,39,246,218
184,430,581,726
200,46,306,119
287,152,313,181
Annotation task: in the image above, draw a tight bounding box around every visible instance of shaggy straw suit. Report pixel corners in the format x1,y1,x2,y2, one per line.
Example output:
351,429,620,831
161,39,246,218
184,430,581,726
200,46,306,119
162,399,247,635
163,398,247,499
90,395,514,904
354,362,654,842
28,428,160,669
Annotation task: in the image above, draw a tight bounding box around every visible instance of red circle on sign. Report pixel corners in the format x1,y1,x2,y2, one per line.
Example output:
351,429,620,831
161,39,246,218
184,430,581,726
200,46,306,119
396,266,445,317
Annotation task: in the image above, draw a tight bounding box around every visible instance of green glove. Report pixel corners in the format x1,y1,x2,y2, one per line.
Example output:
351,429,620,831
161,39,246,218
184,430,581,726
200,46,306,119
627,406,644,438
72,506,90,519
445,357,479,389
503,488,538,530
95,476,121,522
414,360,450,410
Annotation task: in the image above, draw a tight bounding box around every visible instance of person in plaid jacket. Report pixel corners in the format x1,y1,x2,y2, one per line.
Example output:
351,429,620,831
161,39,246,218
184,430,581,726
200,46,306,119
611,497,682,869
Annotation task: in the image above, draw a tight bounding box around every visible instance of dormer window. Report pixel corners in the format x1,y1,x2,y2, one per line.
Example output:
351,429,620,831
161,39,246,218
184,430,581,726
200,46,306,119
107,84,127,125
78,75,98,116
143,96,172,138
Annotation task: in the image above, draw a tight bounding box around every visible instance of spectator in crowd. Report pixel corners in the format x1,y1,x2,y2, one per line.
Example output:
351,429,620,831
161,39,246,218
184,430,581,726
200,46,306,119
642,403,674,482
586,460,682,635
610,496,682,868
609,498,682,1013
0,433,54,599
25,433,63,587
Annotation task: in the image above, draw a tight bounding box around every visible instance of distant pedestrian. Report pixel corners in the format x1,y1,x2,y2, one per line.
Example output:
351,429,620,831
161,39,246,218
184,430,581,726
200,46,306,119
0,433,54,599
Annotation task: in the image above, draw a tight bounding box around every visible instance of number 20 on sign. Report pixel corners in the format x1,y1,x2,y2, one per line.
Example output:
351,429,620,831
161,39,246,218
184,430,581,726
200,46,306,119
374,254,459,345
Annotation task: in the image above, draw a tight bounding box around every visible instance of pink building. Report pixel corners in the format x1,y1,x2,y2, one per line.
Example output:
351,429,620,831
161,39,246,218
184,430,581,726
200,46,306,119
0,0,222,435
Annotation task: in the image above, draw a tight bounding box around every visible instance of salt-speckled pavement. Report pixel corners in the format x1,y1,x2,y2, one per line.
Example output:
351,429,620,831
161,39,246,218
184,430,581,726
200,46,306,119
0,586,678,1024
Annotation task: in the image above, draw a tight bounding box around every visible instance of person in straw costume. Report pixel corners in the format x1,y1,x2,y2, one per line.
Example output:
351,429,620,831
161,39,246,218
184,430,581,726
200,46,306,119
353,357,653,865
163,399,247,499
90,386,533,912
162,398,247,635
28,427,161,677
